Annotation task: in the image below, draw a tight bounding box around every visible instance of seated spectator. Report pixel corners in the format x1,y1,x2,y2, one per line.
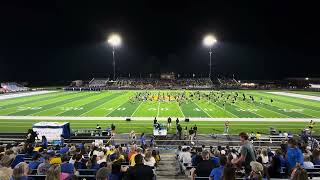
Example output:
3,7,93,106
286,138,304,172
129,147,144,166
0,155,14,180
87,155,99,170
248,161,265,180
28,154,41,172
290,164,308,180
303,155,314,169
209,155,227,180
211,150,220,167
179,147,191,167
46,164,61,180
10,162,30,180
144,150,156,167
96,167,111,180
151,150,160,165
37,155,51,175
191,150,215,180
124,154,154,180
221,164,235,180
259,148,269,164
60,154,75,174
268,153,282,178
74,154,87,169
312,149,320,165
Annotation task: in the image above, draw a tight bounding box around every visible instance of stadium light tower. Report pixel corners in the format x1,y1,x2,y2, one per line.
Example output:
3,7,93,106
107,33,121,80
203,34,217,79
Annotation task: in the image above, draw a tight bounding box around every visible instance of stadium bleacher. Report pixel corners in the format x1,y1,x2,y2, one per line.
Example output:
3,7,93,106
0,82,29,92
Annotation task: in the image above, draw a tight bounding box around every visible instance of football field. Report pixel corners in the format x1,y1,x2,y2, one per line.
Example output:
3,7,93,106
0,90,319,133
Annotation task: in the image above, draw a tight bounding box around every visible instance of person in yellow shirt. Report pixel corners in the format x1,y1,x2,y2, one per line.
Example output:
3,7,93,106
129,147,144,166
255,132,261,140
309,120,316,130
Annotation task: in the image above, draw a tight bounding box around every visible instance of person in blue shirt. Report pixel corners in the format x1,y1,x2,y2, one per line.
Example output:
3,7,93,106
28,154,41,172
211,150,220,168
41,136,48,149
286,138,304,172
209,155,227,180
61,154,75,174
140,133,146,145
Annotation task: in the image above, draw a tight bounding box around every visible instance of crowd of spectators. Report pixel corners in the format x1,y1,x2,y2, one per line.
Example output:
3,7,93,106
0,130,161,180
176,132,320,180
115,78,213,89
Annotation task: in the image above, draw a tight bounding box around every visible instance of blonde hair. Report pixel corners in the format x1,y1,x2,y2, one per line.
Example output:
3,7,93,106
45,164,61,180
12,162,29,179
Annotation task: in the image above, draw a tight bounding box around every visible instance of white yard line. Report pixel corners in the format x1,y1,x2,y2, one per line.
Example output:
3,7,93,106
130,102,143,117
268,92,320,101
194,102,212,118
176,102,185,118
0,91,57,100
0,116,319,122
156,101,160,117
105,96,131,116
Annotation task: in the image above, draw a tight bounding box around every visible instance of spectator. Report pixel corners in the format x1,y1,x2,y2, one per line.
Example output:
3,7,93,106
286,138,304,172
140,133,146,146
144,150,156,167
268,154,282,178
96,167,111,180
129,147,143,166
209,155,227,180
303,155,314,169
179,147,192,166
46,164,61,180
290,164,308,180
312,149,320,165
11,162,30,180
211,150,220,168
221,164,236,180
41,136,48,149
60,154,75,174
87,155,99,170
37,155,51,175
192,150,215,180
125,154,154,180
28,154,41,171
259,148,269,164
248,161,265,180
0,155,14,180
232,132,256,175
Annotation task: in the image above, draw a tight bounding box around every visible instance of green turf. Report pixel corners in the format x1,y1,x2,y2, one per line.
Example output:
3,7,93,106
0,119,316,135
0,90,319,118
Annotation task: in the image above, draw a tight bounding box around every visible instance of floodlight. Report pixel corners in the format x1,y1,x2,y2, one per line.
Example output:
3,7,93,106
203,35,217,47
107,34,121,47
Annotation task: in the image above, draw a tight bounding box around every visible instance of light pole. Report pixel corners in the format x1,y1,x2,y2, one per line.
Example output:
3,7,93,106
107,33,121,80
203,34,217,79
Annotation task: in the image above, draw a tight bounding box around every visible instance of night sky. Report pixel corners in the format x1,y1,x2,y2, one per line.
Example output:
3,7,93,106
1,0,319,84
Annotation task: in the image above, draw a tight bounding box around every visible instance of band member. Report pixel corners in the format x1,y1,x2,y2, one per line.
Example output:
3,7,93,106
96,124,101,130
176,118,180,125
224,120,230,134
167,117,172,128
309,120,315,130
154,117,157,124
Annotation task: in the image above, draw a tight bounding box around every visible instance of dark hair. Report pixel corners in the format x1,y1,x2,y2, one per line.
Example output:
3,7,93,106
134,154,144,165
61,154,69,162
96,167,110,180
239,132,249,140
219,155,227,166
288,138,297,147
222,164,236,180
